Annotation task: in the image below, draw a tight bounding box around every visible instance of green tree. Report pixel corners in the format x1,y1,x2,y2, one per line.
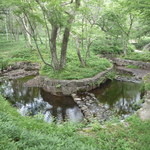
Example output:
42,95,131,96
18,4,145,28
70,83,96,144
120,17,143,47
95,0,137,55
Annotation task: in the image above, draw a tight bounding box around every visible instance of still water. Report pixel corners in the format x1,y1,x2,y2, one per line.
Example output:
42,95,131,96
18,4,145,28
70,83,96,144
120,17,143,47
91,80,143,117
0,77,143,122
0,77,83,123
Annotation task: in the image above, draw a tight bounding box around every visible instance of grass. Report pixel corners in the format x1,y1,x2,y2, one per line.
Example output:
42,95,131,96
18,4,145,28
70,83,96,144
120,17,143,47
126,65,140,69
143,73,150,91
0,95,150,150
40,51,112,80
0,34,40,63
0,34,112,80
123,52,150,62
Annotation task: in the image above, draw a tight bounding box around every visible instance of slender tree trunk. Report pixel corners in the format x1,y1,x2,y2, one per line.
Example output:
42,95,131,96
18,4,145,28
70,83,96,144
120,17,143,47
76,39,86,66
123,35,128,56
60,23,72,68
5,15,9,41
85,40,93,59
49,25,60,70
22,16,32,48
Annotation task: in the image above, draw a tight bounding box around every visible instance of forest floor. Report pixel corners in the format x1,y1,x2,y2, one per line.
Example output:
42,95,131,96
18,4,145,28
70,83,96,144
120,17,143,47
0,35,112,80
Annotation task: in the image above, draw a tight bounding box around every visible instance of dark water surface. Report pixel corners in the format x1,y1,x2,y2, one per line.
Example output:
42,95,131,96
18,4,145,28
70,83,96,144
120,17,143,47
0,77,143,122
0,77,83,123
91,80,143,117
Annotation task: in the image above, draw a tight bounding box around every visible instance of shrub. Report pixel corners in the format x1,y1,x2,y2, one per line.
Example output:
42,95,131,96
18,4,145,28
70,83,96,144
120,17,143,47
0,57,9,71
123,52,150,62
143,73,150,91
90,38,123,55
135,37,150,50
126,65,139,69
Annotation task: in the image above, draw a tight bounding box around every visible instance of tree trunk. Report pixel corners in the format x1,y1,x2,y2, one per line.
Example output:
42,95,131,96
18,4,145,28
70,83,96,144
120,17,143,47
49,25,60,70
76,39,86,67
22,16,32,48
60,25,72,68
123,36,128,56
5,15,9,41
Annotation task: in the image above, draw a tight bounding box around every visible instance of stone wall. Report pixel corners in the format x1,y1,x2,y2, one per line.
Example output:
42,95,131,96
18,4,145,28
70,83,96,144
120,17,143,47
24,67,113,95
0,62,40,79
113,58,150,70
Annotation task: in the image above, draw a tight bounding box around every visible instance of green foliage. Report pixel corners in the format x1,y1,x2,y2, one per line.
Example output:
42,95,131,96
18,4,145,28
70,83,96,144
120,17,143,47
127,44,136,53
135,37,150,49
41,52,112,80
123,52,150,62
126,65,139,69
0,34,40,63
143,73,150,91
0,57,9,71
0,34,112,80
91,38,135,55
0,95,150,150
11,49,37,61
91,38,123,55
105,71,117,80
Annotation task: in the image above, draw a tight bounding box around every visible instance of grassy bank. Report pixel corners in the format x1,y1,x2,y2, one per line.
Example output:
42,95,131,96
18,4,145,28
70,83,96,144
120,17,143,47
0,95,150,150
123,52,150,62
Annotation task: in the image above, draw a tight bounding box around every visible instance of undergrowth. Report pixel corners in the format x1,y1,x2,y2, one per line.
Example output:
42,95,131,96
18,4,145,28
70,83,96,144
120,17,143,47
123,52,150,62
0,95,150,150
126,65,140,69
40,51,112,80
143,73,150,91
0,34,112,79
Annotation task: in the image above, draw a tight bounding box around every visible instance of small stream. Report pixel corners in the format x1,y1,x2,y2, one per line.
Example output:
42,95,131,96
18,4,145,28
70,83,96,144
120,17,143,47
0,77,144,122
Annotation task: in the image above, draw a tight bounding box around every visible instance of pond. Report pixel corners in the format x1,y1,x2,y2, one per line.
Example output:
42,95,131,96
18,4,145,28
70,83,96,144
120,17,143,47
0,77,83,123
91,80,144,118
0,77,144,122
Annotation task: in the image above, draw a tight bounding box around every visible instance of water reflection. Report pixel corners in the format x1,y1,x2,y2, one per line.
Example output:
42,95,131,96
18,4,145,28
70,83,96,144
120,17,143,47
91,80,143,117
0,77,143,121
0,78,83,123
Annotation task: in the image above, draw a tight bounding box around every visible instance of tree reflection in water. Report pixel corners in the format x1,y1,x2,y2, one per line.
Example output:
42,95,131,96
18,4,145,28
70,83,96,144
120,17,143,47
91,80,143,117
0,78,83,123
0,77,143,121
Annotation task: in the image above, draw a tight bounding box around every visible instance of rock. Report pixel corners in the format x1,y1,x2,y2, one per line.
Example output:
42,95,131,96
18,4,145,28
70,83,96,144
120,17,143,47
113,58,150,70
1,62,40,80
72,92,113,122
137,91,150,120
24,67,113,96
75,98,82,101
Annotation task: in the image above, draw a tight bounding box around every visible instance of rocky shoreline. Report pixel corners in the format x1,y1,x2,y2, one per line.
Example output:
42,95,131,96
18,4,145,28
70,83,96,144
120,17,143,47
0,62,40,79
24,67,113,95
1,59,150,122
